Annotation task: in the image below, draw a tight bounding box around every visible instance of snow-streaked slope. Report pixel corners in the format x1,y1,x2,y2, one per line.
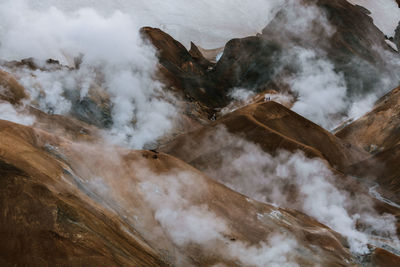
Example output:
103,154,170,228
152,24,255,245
347,0,400,37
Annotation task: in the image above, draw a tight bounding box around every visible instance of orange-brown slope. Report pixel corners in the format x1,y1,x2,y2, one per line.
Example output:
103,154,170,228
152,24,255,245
0,119,364,266
162,100,368,172
336,86,400,204
336,86,400,152
0,120,166,267
348,144,400,205
0,69,28,105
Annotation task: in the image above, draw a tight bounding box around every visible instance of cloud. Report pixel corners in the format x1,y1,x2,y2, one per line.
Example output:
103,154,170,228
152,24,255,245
0,0,179,148
190,126,399,254
0,101,35,126
285,47,348,129
138,168,300,266
61,148,301,266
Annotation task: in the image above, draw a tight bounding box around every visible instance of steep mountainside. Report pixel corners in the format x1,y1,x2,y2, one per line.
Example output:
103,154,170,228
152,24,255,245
161,100,368,172
0,119,362,266
348,144,400,205
337,86,400,152
1,0,400,266
338,85,400,204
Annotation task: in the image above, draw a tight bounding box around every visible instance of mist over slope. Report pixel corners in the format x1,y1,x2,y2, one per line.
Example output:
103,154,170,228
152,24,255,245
1,0,400,266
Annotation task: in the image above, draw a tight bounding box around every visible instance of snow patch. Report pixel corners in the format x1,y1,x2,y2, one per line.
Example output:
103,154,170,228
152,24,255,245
385,39,399,51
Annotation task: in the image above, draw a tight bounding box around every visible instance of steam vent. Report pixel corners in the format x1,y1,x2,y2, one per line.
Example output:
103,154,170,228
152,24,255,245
1,0,400,266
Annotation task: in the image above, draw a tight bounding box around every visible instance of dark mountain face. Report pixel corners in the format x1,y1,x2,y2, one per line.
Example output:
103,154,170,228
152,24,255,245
261,0,398,97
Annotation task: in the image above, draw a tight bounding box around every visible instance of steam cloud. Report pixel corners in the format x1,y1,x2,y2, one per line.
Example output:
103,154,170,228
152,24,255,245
224,0,400,130
189,126,399,254
1,0,400,262
60,144,301,266
279,0,400,129
0,0,289,147
138,168,300,266
0,0,179,148
284,48,348,129
0,102,35,126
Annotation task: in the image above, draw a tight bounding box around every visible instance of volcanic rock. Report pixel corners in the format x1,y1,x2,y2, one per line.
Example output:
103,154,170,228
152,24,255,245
141,27,227,108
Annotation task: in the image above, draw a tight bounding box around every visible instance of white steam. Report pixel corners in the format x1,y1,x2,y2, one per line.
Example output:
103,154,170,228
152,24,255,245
139,171,227,247
138,169,299,267
16,67,79,114
0,0,178,148
0,102,35,126
268,2,350,129
192,126,399,254
286,48,348,129
348,93,377,120
2,0,397,139
226,0,400,130
59,148,302,266
57,141,302,266
282,1,400,128
228,88,255,102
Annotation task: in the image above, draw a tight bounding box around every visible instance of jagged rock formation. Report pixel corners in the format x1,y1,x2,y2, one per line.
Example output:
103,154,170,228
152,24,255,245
141,27,225,109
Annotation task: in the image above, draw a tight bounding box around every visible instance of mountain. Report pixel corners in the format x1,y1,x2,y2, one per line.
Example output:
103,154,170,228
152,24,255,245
337,86,400,152
338,85,400,204
1,0,400,266
161,100,368,172
0,119,360,266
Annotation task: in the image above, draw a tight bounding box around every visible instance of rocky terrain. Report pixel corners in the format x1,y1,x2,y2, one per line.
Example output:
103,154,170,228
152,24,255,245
1,0,400,266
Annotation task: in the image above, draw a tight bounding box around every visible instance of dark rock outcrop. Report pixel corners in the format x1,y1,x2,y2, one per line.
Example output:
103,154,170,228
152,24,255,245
141,27,227,108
